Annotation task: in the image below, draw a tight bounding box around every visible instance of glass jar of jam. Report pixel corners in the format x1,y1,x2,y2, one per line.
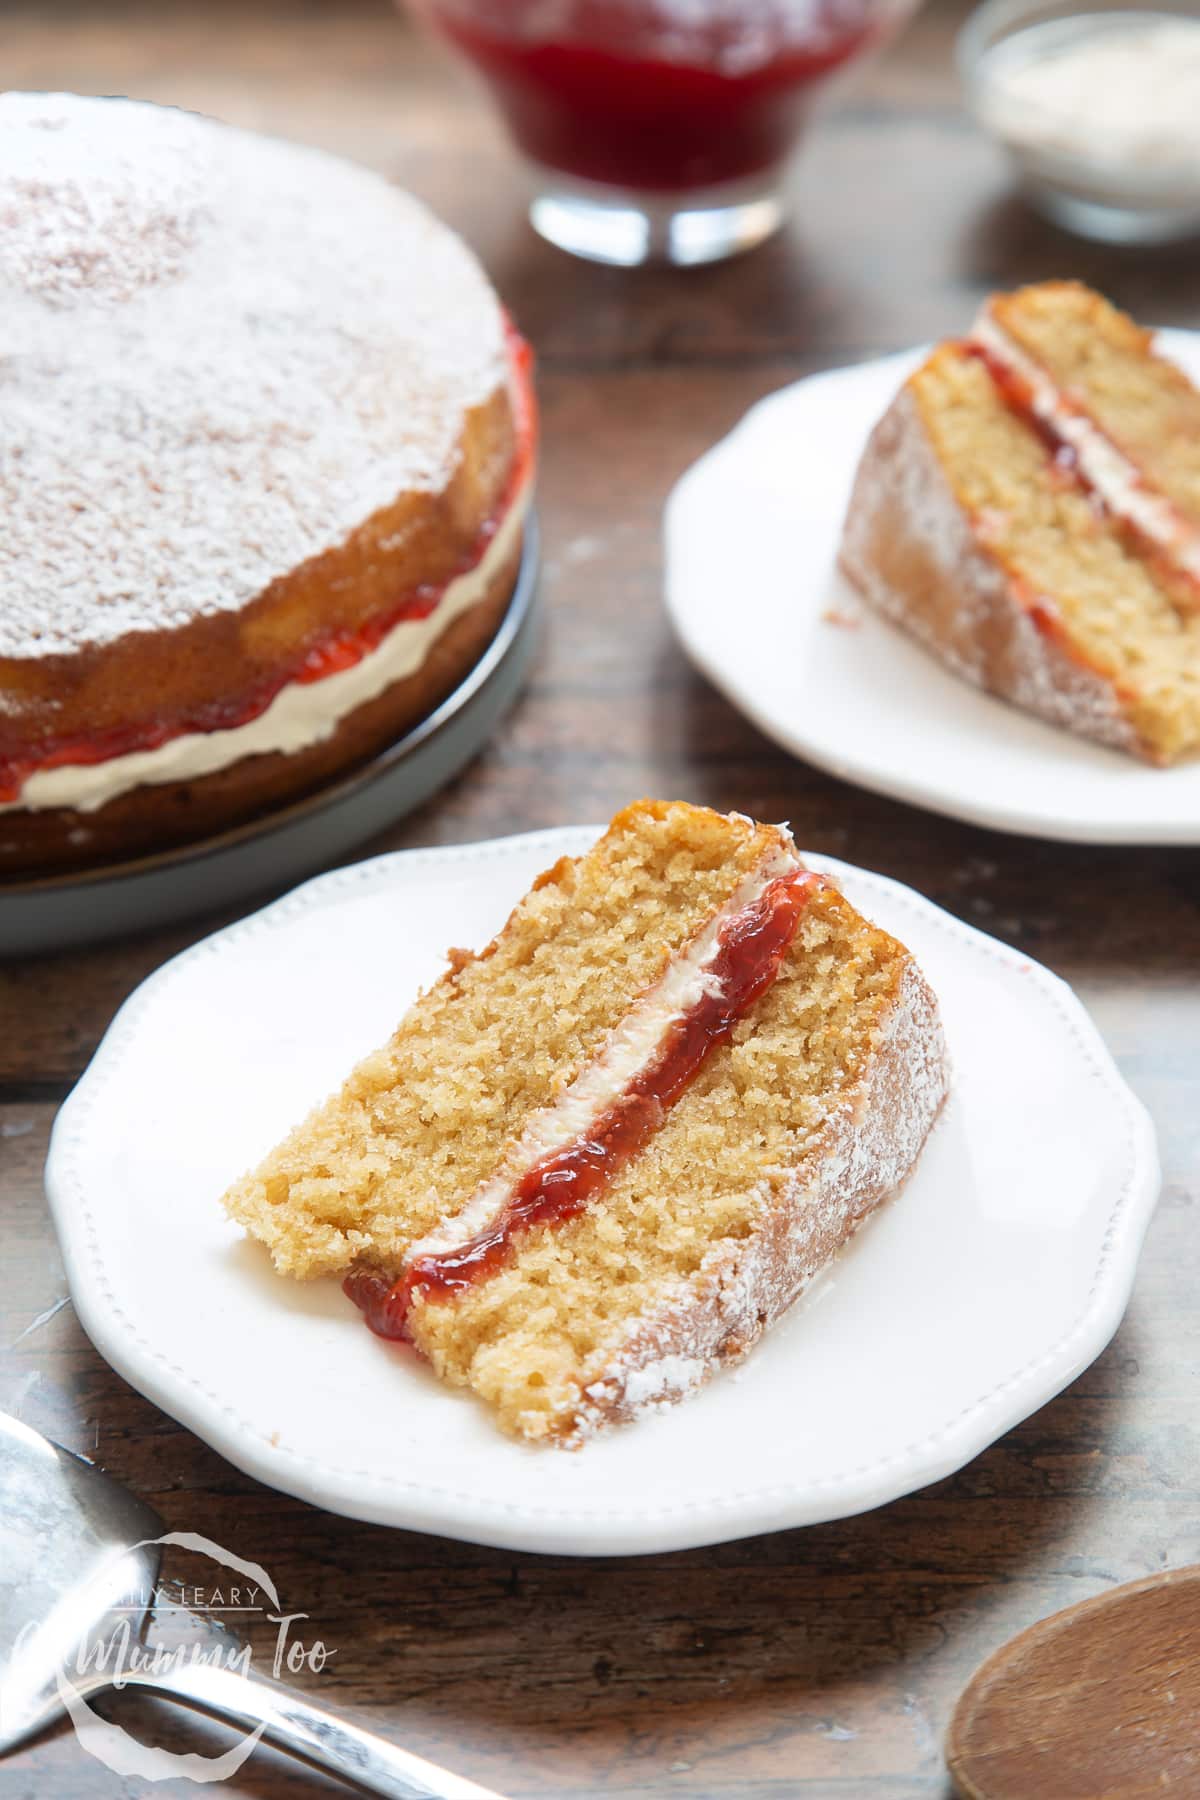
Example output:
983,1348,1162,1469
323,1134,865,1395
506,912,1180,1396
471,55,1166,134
404,0,920,264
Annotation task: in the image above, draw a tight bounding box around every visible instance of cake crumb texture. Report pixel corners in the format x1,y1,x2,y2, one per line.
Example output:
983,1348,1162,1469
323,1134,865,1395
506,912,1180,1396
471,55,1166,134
224,801,785,1279
407,880,945,1443
990,281,1200,529
840,315,1200,763
225,800,947,1446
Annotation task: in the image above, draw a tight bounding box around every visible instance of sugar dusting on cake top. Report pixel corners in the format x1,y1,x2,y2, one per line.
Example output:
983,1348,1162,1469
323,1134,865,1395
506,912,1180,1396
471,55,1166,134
0,92,509,659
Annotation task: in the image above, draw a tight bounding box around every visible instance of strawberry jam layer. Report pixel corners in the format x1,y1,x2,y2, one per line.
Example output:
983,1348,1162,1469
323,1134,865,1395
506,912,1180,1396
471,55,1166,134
963,339,1200,615
345,868,826,1343
426,7,880,191
964,339,1081,476
0,327,535,806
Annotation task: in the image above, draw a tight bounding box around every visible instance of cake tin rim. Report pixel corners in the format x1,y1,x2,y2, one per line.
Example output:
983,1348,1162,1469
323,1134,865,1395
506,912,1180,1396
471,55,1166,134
0,515,540,955
0,514,540,902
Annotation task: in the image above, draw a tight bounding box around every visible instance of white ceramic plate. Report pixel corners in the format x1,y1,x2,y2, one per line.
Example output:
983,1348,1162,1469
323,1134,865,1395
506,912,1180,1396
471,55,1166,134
664,330,1200,844
46,828,1159,1555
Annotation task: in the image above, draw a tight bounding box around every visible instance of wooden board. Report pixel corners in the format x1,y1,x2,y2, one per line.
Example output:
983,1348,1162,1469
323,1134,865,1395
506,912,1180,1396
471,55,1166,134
2,4,1198,1795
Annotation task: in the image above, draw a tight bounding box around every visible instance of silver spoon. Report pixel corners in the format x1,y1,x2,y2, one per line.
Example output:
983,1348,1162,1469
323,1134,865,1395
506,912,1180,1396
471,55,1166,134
0,1410,504,1798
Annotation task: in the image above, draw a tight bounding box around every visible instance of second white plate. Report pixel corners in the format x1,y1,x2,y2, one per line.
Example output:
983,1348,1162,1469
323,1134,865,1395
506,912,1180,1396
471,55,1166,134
664,331,1200,843
46,828,1159,1554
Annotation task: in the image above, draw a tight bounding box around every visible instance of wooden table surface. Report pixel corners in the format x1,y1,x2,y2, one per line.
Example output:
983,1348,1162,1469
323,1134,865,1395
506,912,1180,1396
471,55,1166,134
2,3,1198,1796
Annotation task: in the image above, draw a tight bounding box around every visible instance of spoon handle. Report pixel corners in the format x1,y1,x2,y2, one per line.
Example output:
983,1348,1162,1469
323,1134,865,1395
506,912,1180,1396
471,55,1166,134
82,1659,506,1800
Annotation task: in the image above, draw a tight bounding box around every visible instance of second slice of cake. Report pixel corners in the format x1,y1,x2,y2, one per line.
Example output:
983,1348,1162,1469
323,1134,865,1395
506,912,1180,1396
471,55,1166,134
224,801,947,1444
840,281,1200,764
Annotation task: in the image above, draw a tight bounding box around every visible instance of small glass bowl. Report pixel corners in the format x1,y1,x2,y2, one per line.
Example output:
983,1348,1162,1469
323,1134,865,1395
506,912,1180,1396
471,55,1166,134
404,0,923,267
959,0,1200,244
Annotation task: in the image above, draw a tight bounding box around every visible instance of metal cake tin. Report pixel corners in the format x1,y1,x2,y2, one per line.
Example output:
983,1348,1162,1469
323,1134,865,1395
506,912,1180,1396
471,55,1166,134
1,517,540,958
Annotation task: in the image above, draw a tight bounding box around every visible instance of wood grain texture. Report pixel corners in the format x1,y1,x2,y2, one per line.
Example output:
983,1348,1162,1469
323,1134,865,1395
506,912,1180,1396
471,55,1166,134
946,1567,1200,1798
1,3,1198,1797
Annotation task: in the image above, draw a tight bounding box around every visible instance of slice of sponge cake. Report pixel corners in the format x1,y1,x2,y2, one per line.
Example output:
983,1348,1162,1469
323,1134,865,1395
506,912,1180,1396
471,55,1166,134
841,281,1200,763
224,801,947,1444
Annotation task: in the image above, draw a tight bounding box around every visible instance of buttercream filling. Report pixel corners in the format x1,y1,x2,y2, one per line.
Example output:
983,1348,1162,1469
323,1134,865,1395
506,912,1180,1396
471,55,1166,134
970,309,1200,595
346,835,826,1339
3,479,530,816
424,842,802,1258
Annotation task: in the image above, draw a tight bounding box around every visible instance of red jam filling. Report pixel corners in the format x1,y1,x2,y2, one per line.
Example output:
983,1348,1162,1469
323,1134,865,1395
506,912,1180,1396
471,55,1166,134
963,338,1200,616
0,324,536,805
345,867,826,1343
422,2,884,193
964,339,1080,475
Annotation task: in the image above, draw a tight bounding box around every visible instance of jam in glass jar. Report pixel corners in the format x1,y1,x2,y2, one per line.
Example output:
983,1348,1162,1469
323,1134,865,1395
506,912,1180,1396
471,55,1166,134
405,0,919,264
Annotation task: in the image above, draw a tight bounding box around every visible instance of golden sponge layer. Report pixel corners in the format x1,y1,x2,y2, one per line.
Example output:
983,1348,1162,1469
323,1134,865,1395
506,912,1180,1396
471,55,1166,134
912,346,1200,763
224,800,947,1443
409,881,933,1440
841,280,1200,764
991,281,1200,530
224,800,783,1278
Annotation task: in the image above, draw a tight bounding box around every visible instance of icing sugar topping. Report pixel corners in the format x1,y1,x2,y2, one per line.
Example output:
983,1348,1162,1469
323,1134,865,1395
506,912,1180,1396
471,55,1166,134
0,92,508,659
0,91,211,304
570,950,949,1443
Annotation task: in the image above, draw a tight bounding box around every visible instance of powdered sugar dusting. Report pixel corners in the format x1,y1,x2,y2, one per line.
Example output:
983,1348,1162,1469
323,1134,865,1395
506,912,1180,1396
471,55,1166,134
568,943,949,1444
839,382,1141,756
0,93,507,659
0,92,210,304
617,1354,708,1410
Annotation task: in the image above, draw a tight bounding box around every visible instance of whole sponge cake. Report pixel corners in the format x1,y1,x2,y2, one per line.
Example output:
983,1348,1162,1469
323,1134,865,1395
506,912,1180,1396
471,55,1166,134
840,281,1200,764
0,92,534,872
224,801,947,1445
